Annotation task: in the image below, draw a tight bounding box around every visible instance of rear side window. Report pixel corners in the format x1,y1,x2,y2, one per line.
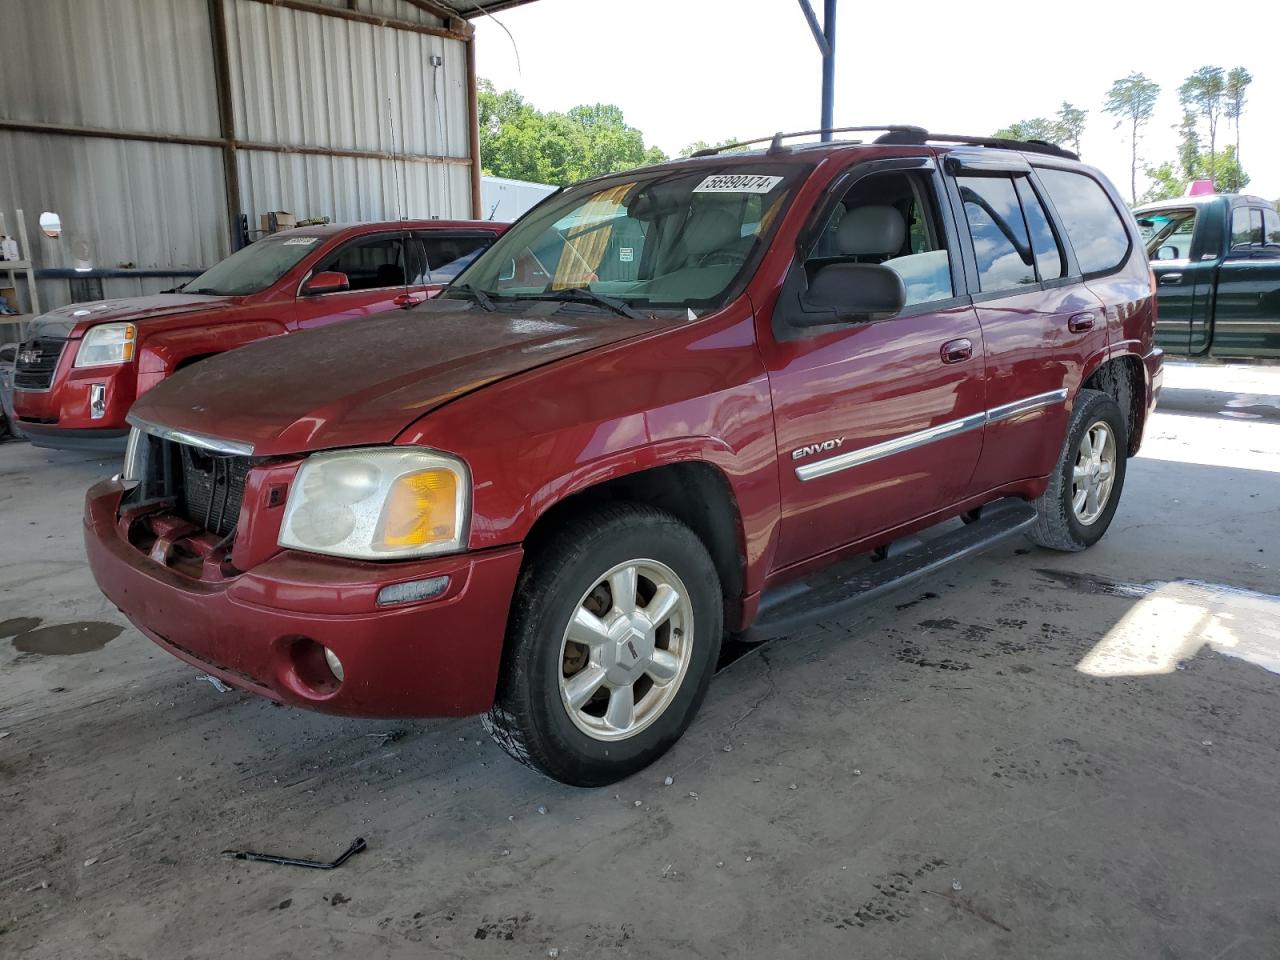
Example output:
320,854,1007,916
1036,168,1130,275
1266,209,1280,245
418,234,494,284
1015,178,1064,280
956,176,1036,292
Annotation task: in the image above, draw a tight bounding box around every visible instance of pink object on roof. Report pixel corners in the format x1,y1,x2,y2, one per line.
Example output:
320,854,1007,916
1186,179,1215,196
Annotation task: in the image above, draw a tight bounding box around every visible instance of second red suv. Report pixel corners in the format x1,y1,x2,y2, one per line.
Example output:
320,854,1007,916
13,220,505,450
85,127,1162,786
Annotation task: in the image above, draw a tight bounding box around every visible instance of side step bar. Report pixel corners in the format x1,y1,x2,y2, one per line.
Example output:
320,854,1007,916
744,498,1037,642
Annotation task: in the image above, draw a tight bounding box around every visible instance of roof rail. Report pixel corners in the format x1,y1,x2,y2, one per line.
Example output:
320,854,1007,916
688,126,1078,161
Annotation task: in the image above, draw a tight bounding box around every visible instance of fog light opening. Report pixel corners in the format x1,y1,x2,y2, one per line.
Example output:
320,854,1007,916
323,646,345,682
377,575,450,607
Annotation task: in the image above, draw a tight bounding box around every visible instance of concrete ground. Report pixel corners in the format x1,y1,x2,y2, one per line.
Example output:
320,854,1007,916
2,361,1278,959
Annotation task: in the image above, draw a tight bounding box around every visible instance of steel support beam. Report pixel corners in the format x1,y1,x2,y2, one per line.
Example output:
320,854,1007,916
242,0,470,41
796,0,837,140
208,0,243,250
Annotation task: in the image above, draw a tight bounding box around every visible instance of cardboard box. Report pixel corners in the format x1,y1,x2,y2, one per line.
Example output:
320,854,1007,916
0,286,18,314
259,211,297,235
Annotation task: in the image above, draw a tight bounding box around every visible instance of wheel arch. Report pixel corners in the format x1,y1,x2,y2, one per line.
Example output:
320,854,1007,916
1081,351,1145,456
520,459,748,627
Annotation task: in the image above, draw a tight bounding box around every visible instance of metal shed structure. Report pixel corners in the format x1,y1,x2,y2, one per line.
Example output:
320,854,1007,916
0,0,536,311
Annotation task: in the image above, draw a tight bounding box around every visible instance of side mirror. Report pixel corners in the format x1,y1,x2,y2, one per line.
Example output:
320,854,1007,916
302,270,350,295
1155,245,1179,261
793,263,906,327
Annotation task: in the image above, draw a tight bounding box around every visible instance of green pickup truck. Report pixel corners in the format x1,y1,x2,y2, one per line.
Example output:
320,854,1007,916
1136,194,1280,358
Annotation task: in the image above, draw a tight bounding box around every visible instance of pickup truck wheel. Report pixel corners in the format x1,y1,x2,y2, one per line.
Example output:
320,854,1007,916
484,503,722,786
1029,388,1127,552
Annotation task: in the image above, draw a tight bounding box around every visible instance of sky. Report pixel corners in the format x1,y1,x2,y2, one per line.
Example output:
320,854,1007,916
474,0,1280,202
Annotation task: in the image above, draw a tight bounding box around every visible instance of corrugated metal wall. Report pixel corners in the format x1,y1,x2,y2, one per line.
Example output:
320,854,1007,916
225,0,472,226
0,0,475,312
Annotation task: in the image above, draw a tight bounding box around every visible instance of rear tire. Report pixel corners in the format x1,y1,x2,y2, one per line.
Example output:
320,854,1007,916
485,502,723,786
1029,389,1127,552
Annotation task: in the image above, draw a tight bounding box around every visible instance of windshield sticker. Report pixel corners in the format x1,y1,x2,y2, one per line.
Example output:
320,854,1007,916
619,247,635,263
281,237,322,245
693,174,784,194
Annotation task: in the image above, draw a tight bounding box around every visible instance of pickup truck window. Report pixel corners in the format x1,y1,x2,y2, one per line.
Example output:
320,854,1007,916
957,176,1037,292
1139,209,1197,260
450,165,801,310
183,233,323,296
1231,207,1264,250
1266,209,1280,246
1036,168,1130,275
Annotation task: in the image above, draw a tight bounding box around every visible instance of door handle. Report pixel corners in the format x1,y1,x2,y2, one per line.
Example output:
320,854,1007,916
940,338,973,364
1068,312,1096,333
1159,272,1183,285
394,293,424,308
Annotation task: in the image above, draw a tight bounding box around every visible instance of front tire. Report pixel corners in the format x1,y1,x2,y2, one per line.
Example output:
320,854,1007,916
1029,388,1127,552
485,503,723,786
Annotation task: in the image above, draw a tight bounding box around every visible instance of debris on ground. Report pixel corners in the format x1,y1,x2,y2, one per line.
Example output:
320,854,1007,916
222,837,366,870
196,674,232,693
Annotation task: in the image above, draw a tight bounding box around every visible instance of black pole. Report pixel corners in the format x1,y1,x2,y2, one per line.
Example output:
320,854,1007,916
820,0,836,140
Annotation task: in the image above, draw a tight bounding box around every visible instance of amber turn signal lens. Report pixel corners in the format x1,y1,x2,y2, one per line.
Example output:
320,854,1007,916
381,469,458,548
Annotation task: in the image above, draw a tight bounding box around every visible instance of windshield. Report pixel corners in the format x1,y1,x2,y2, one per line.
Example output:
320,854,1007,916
1137,209,1197,260
448,164,803,310
183,234,325,296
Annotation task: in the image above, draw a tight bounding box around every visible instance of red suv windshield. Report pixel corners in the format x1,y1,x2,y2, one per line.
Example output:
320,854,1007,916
184,234,327,296
450,163,803,311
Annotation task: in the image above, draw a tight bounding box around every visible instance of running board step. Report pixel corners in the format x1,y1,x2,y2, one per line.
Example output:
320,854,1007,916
745,498,1037,642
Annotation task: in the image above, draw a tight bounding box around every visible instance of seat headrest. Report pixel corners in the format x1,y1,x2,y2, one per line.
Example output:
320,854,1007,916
682,208,739,257
837,205,907,257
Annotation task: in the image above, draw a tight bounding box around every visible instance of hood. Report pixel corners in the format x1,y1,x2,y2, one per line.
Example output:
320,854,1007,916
27,294,229,339
129,299,675,456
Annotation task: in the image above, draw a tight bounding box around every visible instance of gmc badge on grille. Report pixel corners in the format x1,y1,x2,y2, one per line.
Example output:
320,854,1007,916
18,349,41,365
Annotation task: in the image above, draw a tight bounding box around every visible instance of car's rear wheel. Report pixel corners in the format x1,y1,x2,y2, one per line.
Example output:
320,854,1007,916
1029,388,1127,551
485,503,722,786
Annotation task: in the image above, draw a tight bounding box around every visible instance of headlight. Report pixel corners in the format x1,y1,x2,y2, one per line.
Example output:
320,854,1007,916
75,322,136,367
278,448,469,560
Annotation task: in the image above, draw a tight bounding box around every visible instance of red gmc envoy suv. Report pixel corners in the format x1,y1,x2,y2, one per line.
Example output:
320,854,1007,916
84,127,1163,786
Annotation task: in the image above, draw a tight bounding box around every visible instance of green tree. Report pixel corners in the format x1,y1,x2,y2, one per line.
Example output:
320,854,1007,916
679,137,742,158
994,117,1065,143
1056,101,1088,155
1224,67,1253,166
1104,72,1161,204
1140,144,1249,204
1176,110,1201,179
476,80,669,186
1179,66,1226,183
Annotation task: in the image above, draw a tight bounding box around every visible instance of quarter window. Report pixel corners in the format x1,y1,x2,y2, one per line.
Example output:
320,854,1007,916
1036,168,1130,275
1265,209,1280,245
957,176,1036,292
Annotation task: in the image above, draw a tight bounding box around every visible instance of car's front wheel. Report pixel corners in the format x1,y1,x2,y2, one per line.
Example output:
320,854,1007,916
485,503,722,786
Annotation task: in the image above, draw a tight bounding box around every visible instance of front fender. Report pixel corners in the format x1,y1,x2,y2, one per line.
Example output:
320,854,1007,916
136,321,289,394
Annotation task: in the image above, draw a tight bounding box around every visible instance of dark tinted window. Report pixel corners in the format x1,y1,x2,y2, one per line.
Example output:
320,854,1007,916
1230,207,1263,249
418,233,494,284
1016,178,1064,280
1265,209,1280,244
322,235,408,291
957,176,1036,292
1036,168,1130,274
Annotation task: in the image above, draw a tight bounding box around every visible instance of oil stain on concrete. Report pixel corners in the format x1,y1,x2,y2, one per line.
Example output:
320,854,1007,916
9,620,123,655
